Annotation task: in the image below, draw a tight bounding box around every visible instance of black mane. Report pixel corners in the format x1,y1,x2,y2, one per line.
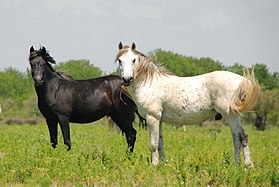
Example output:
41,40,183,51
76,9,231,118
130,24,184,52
29,47,56,64
29,47,73,80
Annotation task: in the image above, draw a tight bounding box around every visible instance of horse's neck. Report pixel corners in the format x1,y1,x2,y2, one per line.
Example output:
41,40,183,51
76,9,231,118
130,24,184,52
44,66,61,84
34,85,45,97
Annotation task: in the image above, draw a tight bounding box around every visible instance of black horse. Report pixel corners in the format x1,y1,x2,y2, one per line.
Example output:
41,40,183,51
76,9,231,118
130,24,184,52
29,46,137,152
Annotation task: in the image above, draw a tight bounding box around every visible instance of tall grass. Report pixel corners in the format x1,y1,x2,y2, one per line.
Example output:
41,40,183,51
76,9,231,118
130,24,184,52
0,122,278,186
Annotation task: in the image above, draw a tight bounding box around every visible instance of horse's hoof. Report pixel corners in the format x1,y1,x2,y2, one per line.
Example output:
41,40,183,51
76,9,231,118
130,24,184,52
245,161,254,168
67,146,72,151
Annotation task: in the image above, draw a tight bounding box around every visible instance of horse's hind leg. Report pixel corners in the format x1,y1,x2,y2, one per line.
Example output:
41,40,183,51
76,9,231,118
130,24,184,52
242,131,254,167
159,122,165,159
46,119,58,149
225,114,254,167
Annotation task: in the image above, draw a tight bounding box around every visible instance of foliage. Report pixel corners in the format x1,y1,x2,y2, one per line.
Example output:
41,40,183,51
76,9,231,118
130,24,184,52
226,63,279,90
0,68,33,103
151,49,224,76
226,63,246,75
253,64,279,90
54,60,102,79
0,123,278,186
254,89,279,128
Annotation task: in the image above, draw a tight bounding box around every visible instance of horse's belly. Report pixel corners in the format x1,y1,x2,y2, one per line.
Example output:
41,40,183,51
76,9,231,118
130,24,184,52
70,115,103,123
69,110,108,123
162,109,217,125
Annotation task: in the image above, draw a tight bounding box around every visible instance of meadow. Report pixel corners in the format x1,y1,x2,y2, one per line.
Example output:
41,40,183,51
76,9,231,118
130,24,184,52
0,120,278,186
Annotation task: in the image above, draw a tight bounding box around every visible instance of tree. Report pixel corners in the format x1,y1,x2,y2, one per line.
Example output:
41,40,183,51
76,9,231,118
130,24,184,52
54,60,102,79
226,63,245,75
270,71,279,89
253,64,279,89
151,49,224,77
0,68,33,102
253,89,279,130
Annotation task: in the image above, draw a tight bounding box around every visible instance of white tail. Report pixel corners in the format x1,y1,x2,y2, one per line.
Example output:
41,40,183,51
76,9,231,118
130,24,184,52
230,69,260,114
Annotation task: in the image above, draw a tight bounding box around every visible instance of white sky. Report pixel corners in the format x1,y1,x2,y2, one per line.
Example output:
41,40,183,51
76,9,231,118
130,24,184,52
0,0,278,74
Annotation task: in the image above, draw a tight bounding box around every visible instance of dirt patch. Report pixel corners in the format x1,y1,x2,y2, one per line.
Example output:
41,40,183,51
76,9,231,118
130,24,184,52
0,152,6,158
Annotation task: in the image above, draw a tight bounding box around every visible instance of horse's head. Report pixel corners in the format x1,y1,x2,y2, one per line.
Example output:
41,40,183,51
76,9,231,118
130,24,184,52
116,42,138,86
29,46,56,86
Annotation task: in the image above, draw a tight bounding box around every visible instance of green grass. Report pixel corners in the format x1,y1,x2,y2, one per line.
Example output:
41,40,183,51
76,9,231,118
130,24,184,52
0,122,278,186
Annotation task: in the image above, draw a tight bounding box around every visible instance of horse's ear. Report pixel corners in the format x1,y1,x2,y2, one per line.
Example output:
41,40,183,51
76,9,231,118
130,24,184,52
41,46,46,55
118,42,123,50
131,42,136,51
30,46,35,53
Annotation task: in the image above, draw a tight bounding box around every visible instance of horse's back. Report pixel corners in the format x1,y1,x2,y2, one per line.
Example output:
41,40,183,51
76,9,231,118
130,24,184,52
75,75,122,89
69,75,124,122
206,71,243,85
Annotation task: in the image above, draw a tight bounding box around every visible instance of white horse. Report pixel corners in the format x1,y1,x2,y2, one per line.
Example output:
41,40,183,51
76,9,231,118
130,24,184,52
115,42,260,167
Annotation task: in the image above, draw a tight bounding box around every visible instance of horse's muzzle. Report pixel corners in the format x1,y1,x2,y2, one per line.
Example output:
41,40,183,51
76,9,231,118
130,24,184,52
33,77,43,86
122,77,133,86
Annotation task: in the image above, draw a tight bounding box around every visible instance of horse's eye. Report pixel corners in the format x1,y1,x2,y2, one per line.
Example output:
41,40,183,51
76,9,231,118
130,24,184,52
132,59,136,63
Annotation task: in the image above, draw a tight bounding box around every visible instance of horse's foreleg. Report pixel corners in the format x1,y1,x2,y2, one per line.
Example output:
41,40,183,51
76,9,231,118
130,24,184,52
159,122,165,159
58,116,71,151
147,114,161,166
46,119,58,149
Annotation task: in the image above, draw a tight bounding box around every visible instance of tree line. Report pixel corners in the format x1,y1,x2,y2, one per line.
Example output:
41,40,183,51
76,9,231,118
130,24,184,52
0,50,278,130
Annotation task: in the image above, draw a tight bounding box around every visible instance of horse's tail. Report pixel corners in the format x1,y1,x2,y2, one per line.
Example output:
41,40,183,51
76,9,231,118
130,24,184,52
230,69,260,115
